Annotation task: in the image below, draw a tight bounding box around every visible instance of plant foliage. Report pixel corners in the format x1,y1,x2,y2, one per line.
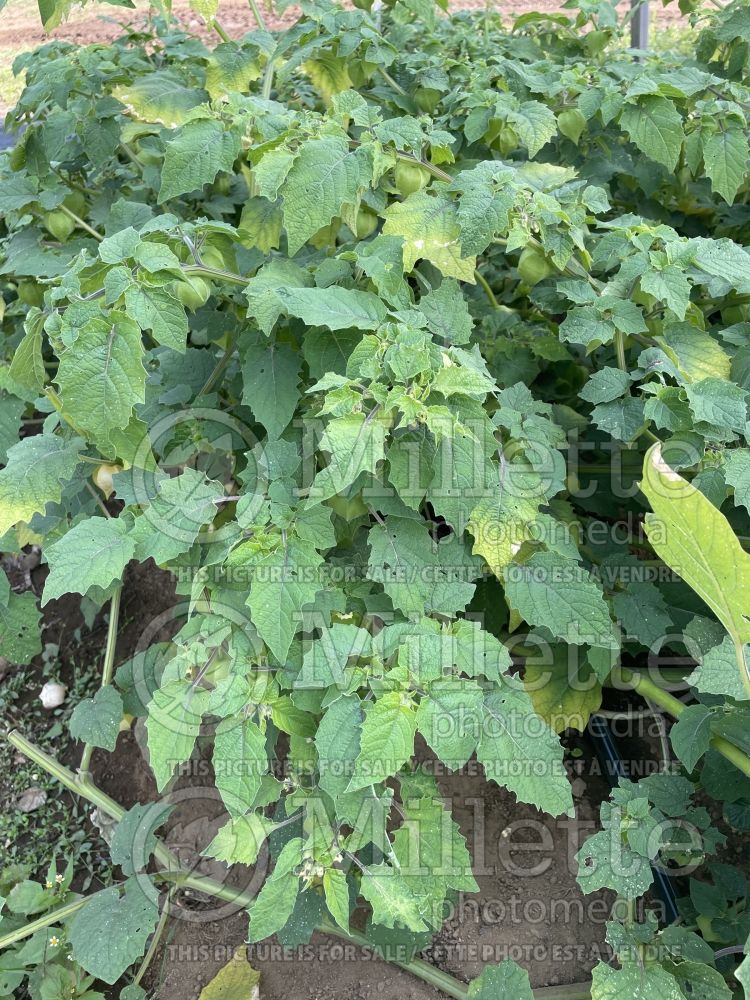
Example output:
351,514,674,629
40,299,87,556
2,0,750,995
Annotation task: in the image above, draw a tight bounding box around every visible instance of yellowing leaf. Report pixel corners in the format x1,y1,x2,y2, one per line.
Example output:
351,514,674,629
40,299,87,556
383,192,476,282
198,946,260,1000
642,443,750,698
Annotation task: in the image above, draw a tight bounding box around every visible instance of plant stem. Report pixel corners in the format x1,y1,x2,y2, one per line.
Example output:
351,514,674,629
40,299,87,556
44,387,86,438
211,18,232,42
198,339,236,397
182,263,249,287
614,329,627,371
474,268,500,309
132,889,173,987
377,66,408,97
395,150,453,183
78,584,123,781
0,898,88,949
58,204,103,242
247,0,267,31
5,730,591,1000
612,667,750,779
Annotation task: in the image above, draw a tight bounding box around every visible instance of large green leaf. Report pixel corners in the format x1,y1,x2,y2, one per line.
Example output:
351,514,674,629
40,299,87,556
0,435,82,536
69,878,159,984
43,518,135,604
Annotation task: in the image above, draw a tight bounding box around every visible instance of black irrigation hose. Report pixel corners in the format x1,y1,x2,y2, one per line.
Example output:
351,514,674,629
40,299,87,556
587,713,680,923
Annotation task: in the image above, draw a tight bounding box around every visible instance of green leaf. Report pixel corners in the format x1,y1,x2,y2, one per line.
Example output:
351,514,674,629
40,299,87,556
620,96,685,171
110,801,173,875
687,636,750,701
55,313,147,451
316,695,363,799
204,813,278,866
213,717,268,817
348,691,417,791
416,678,483,768
323,868,350,933
703,125,749,204
145,682,209,790
359,863,428,931
0,435,82,536
241,340,301,439
124,284,189,353
642,443,750,698
685,377,748,436
159,119,242,203
476,685,573,815
576,828,653,899
724,449,750,514
43,519,135,605
280,136,371,255
245,537,324,662
272,286,387,331
367,515,480,617
69,878,159,984
590,961,685,1000
670,704,713,772
0,575,41,665
69,685,124,751
467,465,543,578
523,657,602,733
504,552,617,648
508,100,557,157
309,413,387,505
383,192,476,281
247,871,299,942
467,961,534,999
9,317,46,394
128,468,223,565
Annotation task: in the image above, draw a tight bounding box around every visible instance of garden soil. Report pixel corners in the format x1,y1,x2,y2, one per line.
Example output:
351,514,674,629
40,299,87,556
74,561,614,998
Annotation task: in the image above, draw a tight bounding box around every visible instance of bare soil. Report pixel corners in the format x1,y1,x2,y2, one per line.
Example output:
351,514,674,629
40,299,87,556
78,562,613,999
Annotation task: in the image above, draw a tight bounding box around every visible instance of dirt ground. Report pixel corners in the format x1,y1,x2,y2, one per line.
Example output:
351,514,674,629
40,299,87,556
1,553,617,998
78,562,614,999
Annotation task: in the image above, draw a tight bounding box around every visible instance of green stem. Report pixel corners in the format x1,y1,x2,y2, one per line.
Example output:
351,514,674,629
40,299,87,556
474,268,500,309
613,667,750,779
211,18,232,42
44,387,86,439
78,584,122,781
132,889,173,987
247,0,267,31
614,329,627,372
4,730,590,1000
197,339,236,397
395,150,453,183
0,898,88,949
182,264,249,287
377,66,408,97
58,204,103,242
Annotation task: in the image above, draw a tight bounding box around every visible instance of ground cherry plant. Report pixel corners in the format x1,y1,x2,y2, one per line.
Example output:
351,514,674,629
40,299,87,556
2,0,750,996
